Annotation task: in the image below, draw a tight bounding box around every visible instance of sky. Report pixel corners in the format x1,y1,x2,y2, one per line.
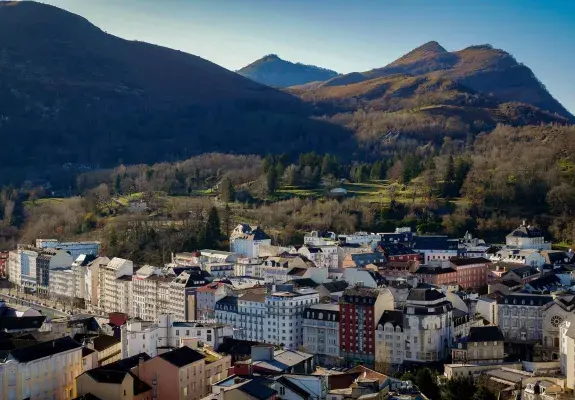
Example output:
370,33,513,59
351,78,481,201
34,0,575,113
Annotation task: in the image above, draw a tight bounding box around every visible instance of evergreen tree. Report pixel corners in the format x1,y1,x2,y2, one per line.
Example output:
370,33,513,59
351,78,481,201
415,368,441,400
473,386,496,400
321,154,339,177
311,167,322,187
114,174,122,194
219,177,235,203
262,155,274,173
275,161,285,181
221,204,232,238
442,377,476,400
266,166,278,195
442,155,456,197
370,161,383,180
454,157,471,196
200,206,221,248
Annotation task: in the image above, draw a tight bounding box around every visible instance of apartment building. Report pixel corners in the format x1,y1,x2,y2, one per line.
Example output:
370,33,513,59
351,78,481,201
497,293,554,342
412,236,460,263
402,285,453,364
302,303,341,365
72,254,97,300
8,248,37,290
264,287,320,350
100,257,133,314
131,265,173,321
84,256,110,310
559,318,575,390
49,267,76,298
450,257,491,289
414,265,458,286
297,245,339,268
375,310,405,369
505,222,551,250
196,282,235,320
339,286,394,366
0,251,8,278
0,336,83,400
36,249,74,295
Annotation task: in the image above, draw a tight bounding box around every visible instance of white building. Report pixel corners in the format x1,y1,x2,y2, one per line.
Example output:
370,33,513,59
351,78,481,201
304,231,337,246
35,239,100,259
403,286,453,363
0,336,83,400
230,224,272,258
298,245,338,269
302,304,340,365
196,282,235,321
131,265,173,321
214,293,267,342
264,287,320,350
505,222,551,250
203,262,235,277
100,257,133,314
234,258,264,278
36,249,74,295
120,314,233,358
412,236,459,263
559,317,575,390
490,249,546,267
49,267,76,298
338,232,381,246
72,254,96,300
376,310,405,368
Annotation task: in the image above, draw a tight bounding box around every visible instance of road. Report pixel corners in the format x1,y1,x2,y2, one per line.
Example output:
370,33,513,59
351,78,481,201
0,293,68,318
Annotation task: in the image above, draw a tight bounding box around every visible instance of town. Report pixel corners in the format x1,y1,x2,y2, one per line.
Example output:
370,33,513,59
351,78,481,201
0,221,573,400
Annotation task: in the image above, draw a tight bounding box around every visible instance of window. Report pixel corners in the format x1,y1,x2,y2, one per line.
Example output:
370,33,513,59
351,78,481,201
176,330,180,335
280,387,286,395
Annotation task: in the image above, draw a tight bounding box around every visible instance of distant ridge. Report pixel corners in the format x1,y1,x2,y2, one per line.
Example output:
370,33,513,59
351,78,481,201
238,54,339,87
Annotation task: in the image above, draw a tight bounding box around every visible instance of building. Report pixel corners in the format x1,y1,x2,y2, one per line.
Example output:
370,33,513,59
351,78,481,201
450,257,491,289
338,232,381,246
203,263,235,278
84,256,110,311
36,249,74,295
412,236,459,263
264,287,320,350
497,293,554,342
304,231,337,246
339,286,394,366
414,265,458,286
72,254,97,300
100,257,133,314
35,239,101,259
0,336,83,400
535,296,575,362
169,270,211,322
138,345,209,400
342,252,386,268
505,222,551,250
403,285,454,364
302,304,341,366
131,265,173,321
491,249,546,268
245,345,314,375
0,251,9,278
559,318,575,390
121,314,233,358
377,243,420,263
230,224,272,258
375,310,405,369
7,248,38,291
76,361,152,400
236,292,267,342
75,334,122,366
49,266,76,298
452,326,505,364
298,245,339,269
196,282,235,320
379,227,414,246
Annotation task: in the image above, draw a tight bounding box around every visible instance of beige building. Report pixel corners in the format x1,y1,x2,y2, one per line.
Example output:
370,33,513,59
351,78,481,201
560,317,575,390
100,257,133,314
131,265,173,321
452,326,505,364
76,367,152,400
84,256,110,310
0,336,83,400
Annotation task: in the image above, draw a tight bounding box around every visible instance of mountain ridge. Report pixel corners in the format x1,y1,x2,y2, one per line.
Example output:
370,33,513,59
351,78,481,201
237,54,339,88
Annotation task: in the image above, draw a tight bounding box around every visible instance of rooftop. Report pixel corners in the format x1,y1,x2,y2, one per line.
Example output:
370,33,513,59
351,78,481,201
158,345,205,368
467,326,505,342
10,336,82,363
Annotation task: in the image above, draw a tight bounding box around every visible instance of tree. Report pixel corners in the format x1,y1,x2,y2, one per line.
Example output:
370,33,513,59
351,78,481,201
321,154,339,177
473,385,496,400
442,155,456,197
442,377,476,400
114,174,122,194
221,204,233,238
219,178,235,203
266,167,278,195
415,368,440,400
547,183,575,215
199,206,221,248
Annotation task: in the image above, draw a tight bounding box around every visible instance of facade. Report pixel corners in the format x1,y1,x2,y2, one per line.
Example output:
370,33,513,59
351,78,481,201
402,285,453,364
505,222,551,250
138,346,208,400
375,310,405,369
302,304,340,365
450,257,491,289
298,245,339,269
100,257,133,314
72,254,97,300
264,288,320,350
36,249,74,295
304,231,337,246
84,256,110,310
196,282,235,320
338,232,381,246
0,336,82,400
236,292,267,342
76,366,151,400
131,265,173,321
536,297,575,361
230,224,272,258
339,286,394,365
35,239,101,259
7,248,38,290
559,318,575,390
168,270,210,322
412,236,459,263
452,326,505,364
414,266,457,286
377,243,420,263
204,263,235,278
497,293,554,342
342,252,386,268
49,267,76,298
0,251,8,278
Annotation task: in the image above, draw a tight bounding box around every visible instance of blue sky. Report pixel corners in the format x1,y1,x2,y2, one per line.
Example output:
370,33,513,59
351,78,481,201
38,0,575,113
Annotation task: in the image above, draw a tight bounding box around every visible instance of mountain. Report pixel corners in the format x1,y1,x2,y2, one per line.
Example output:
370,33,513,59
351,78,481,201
0,1,352,183
317,42,573,120
237,54,339,87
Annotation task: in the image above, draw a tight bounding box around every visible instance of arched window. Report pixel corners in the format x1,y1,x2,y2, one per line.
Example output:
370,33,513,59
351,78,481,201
554,337,560,347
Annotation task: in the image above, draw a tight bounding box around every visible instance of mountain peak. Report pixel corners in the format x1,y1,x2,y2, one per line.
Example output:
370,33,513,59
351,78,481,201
414,41,447,53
